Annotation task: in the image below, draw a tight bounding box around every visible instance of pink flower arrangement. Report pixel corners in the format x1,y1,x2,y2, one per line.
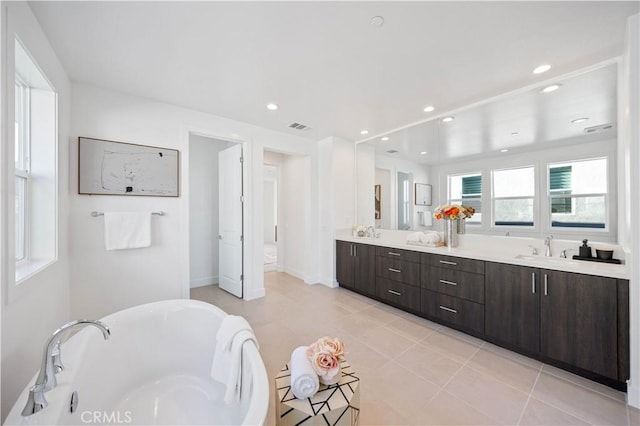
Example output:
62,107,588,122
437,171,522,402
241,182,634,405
306,336,345,382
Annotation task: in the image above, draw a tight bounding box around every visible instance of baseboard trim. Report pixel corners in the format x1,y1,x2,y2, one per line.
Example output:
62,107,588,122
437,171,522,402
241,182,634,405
245,287,266,301
628,383,640,408
190,276,218,288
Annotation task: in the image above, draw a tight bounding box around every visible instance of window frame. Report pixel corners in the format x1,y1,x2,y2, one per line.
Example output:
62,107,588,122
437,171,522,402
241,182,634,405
547,157,609,230
448,172,482,225
439,141,616,241
491,165,537,229
14,76,31,263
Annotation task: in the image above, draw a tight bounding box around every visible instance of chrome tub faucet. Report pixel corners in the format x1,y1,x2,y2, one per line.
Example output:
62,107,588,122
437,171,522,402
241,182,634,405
22,320,110,416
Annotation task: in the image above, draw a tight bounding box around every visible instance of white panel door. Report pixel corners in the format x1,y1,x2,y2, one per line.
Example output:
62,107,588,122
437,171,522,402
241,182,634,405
218,144,243,298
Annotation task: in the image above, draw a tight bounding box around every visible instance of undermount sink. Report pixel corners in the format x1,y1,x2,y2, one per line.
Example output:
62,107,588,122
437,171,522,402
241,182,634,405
514,254,579,265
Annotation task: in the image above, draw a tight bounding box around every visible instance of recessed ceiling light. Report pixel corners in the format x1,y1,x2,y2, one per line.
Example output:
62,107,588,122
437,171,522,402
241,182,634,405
501,149,509,153
423,105,435,112
381,136,390,141
533,64,551,74
571,117,589,123
442,116,455,123
266,103,279,110
540,84,561,93
420,151,427,155
511,132,519,136
371,16,384,27
360,130,369,135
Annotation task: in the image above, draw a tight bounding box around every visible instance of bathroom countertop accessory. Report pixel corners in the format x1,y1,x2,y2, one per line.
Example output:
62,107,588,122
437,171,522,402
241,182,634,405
579,239,592,258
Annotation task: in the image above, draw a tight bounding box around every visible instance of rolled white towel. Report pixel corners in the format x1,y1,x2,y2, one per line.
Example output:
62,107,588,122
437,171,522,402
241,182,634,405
422,232,441,244
290,346,319,399
406,232,424,243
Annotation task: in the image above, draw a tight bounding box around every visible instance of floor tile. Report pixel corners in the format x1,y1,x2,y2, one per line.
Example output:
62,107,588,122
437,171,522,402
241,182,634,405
357,324,417,359
532,372,628,425
419,330,481,363
542,364,627,403
466,347,540,393
519,397,591,425
191,274,634,426
444,365,530,424
394,344,464,388
419,391,501,425
383,315,437,342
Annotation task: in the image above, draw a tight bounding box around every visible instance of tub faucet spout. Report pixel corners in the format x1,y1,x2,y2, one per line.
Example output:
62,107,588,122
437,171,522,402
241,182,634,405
22,320,110,416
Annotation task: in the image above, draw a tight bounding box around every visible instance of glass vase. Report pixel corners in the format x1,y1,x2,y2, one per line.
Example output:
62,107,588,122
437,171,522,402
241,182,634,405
444,219,458,248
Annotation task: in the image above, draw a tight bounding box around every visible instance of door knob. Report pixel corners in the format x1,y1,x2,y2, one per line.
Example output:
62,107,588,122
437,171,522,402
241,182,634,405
218,235,222,240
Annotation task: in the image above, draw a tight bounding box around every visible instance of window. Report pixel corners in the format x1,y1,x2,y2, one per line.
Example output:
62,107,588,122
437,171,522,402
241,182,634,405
549,158,607,229
15,78,30,261
13,38,58,283
449,173,482,224
492,166,535,227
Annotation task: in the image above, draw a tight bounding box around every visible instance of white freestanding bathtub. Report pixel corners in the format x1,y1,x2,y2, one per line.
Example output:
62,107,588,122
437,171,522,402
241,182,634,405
4,300,269,425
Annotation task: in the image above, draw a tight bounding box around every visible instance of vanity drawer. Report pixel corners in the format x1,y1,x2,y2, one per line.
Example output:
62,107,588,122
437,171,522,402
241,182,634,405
376,246,421,263
423,253,485,275
422,266,485,303
421,290,485,335
377,278,421,312
376,257,420,286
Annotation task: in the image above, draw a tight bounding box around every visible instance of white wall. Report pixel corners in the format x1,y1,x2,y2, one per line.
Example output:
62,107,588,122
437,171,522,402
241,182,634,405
0,2,71,419
356,145,375,226
315,137,355,287
189,134,231,288
263,166,277,244
620,13,639,409
68,83,315,318
280,155,309,280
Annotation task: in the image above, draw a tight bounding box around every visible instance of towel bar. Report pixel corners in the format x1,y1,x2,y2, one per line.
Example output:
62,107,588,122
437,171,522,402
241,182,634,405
90,211,165,217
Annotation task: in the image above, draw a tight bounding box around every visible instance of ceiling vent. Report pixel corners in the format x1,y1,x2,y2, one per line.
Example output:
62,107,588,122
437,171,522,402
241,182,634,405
386,149,399,154
288,122,311,131
584,123,615,134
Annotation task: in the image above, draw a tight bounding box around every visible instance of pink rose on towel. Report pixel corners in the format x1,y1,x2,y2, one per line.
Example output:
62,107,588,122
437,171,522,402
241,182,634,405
309,349,340,380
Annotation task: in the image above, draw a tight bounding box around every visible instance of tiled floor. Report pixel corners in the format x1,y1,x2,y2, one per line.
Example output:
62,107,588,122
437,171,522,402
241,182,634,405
191,272,638,425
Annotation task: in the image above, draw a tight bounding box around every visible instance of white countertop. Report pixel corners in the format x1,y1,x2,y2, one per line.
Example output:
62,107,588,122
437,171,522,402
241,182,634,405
336,230,630,280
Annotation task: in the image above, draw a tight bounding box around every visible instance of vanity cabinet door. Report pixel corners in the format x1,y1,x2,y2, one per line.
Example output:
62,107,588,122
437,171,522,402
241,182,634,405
485,262,540,354
336,241,355,289
540,270,618,379
353,243,376,297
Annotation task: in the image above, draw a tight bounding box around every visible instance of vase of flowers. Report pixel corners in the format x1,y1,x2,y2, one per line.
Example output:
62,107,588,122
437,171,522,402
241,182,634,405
306,336,345,385
433,205,476,247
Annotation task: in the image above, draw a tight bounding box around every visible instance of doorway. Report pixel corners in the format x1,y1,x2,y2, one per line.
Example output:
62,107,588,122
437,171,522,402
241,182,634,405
263,164,278,272
188,133,243,297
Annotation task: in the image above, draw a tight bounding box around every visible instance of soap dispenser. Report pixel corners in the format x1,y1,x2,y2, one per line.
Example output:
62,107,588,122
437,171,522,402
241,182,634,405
579,239,592,258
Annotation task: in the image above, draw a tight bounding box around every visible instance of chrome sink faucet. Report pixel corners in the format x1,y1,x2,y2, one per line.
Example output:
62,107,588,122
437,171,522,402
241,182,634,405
22,320,110,416
544,235,554,257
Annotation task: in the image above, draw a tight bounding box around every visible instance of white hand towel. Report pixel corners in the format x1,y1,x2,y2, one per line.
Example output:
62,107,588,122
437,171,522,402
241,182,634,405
104,212,151,250
290,346,319,399
211,315,259,405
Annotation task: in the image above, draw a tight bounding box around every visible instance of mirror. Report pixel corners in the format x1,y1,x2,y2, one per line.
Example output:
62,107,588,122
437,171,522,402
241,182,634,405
356,62,617,230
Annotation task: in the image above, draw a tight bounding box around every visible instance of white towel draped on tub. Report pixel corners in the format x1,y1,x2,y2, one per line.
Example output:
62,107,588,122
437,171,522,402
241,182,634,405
290,346,319,399
104,212,151,250
211,315,259,404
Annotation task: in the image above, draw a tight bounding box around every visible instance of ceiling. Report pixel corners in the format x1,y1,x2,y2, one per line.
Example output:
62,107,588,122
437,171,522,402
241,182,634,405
362,62,618,165
28,1,638,144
